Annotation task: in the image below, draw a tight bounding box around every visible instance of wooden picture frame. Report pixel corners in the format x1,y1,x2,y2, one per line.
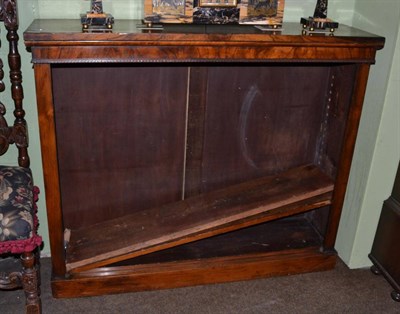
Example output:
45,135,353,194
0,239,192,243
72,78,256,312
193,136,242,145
144,0,194,24
239,0,284,25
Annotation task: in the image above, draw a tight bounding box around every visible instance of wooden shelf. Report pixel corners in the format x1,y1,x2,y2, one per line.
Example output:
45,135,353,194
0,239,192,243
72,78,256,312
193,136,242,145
66,164,333,272
54,217,336,298
111,216,324,266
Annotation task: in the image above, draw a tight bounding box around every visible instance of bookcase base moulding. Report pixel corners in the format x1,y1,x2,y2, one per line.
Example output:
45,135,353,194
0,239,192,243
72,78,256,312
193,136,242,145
23,20,384,298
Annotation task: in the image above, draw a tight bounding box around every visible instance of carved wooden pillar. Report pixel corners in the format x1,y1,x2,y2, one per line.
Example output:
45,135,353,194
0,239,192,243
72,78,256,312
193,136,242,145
0,47,11,156
2,0,29,167
21,251,41,314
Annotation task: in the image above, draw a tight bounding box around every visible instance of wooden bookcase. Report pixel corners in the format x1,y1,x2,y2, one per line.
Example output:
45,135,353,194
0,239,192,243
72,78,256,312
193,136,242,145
24,20,384,298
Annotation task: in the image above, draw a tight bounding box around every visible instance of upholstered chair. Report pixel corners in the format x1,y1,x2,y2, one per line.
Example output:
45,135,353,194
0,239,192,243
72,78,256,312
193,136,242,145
0,1,42,313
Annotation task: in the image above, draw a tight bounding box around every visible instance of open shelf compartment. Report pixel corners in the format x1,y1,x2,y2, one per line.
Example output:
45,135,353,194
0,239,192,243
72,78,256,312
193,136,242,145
55,214,337,298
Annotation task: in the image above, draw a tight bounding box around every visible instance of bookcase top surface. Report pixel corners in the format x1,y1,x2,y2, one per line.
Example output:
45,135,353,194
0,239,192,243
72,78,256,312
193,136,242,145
24,19,384,49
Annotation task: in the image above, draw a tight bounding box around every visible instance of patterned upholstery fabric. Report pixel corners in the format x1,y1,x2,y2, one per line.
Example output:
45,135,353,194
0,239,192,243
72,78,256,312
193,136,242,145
0,165,42,253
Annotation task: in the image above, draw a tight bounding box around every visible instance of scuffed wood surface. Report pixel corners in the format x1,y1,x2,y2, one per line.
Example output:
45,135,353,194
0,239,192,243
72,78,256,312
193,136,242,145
66,164,333,272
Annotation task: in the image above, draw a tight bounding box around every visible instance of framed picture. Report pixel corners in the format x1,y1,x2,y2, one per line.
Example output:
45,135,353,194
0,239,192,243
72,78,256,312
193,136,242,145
144,0,194,23
199,0,237,7
239,0,284,25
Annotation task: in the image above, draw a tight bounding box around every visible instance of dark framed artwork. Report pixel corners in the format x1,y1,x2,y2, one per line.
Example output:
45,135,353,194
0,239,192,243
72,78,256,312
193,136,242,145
193,0,240,24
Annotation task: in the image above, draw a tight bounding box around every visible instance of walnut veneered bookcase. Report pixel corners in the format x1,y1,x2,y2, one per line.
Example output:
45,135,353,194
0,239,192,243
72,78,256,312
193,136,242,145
23,20,384,298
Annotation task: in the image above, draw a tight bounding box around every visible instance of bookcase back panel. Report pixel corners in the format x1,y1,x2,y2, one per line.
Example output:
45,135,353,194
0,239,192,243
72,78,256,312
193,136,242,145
186,65,330,195
52,65,189,229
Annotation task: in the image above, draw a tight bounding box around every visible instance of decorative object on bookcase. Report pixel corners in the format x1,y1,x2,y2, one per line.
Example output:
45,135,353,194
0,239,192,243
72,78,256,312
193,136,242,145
81,0,114,31
239,0,284,26
143,0,284,26
144,0,194,24
300,0,338,33
193,0,240,24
